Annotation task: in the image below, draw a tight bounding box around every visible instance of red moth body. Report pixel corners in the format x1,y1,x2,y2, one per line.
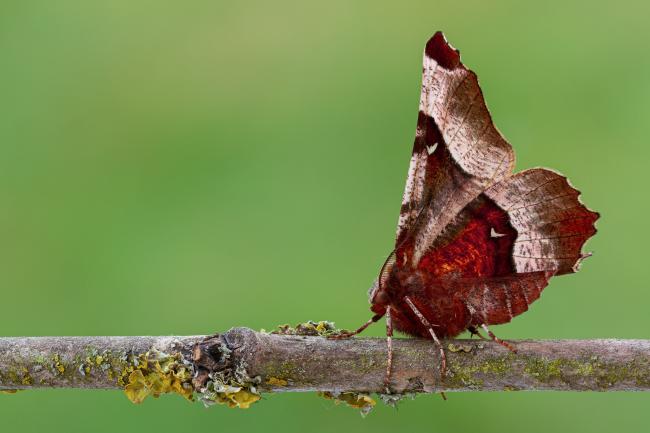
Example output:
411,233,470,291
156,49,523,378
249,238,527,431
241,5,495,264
334,32,598,386
371,268,471,339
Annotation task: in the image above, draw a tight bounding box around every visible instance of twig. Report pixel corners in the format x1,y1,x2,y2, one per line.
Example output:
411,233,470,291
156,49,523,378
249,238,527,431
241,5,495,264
1,328,649,397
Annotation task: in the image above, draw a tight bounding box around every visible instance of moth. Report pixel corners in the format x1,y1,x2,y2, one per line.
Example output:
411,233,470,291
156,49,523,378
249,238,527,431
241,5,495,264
333,32,599,388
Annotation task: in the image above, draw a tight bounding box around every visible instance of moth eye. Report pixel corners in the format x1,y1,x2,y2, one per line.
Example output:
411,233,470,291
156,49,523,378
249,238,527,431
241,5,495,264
426,143,438,155
490,228,507,238
374,289,389,305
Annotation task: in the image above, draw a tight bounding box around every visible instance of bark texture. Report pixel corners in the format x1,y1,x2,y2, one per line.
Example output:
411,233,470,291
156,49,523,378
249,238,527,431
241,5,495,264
0,336,202,390
1,329,649,393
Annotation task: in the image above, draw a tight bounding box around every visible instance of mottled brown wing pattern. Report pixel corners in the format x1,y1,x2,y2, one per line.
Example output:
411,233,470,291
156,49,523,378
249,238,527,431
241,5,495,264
396,32,514,267
400,168,599,330
484,168,599,275
456,271,554,326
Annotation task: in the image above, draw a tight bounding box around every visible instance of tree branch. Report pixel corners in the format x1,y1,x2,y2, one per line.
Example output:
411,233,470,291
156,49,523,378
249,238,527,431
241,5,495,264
1,328,649,401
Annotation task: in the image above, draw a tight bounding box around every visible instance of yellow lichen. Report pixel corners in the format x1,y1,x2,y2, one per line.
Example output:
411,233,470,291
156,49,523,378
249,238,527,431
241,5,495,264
122,350,194,404
20,367,32,386
95,355,104,365
199,374,263,409
124,370,150,404
53,354,65,374
209,387,261,409
448,343,473,353
266,377,288,386
270,320,347,337
319,392,376,416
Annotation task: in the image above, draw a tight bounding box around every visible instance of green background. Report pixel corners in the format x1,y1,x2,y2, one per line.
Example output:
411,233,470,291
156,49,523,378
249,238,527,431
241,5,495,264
0,0,648,432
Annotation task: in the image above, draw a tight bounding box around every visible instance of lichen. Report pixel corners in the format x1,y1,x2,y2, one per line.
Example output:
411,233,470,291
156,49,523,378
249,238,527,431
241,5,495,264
447,361,484,389
20,367,32,386
445,355,513,390
377,392,416,408
318,391,376,417
52,354,65,374
268,320,348,337
516,355,650,390
521,356,606,387
195,344,262,409
263,361,299,379
448,343,473,353
523,357,563,382
480,355,511,375
266,377,288,386
7,368,19,384
199,382,261,409
121,349,194,404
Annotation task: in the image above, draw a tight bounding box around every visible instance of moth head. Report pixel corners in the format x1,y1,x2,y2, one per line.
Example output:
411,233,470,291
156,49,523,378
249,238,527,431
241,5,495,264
368,279,389,306
368,282,390,306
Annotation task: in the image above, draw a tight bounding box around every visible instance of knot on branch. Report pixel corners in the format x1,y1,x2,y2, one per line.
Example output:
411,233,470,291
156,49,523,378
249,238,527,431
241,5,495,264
191,328,260,390
192,334,229,390
190,328,263,408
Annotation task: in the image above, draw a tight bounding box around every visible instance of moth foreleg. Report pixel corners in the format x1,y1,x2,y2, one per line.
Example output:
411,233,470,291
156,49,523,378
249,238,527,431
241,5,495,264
328,313,384,340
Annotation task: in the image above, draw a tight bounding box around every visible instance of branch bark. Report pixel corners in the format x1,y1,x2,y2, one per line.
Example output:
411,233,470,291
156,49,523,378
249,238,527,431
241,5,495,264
1,328,649,395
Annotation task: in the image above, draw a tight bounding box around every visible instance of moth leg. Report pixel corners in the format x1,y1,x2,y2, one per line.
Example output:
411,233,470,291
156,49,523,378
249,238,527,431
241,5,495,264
467,325,487,340
328,313,384,340
481,323,517,353
384,306,394,393
404,296,447,379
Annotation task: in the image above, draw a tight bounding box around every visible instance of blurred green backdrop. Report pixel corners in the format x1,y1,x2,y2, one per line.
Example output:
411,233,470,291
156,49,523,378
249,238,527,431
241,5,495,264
0,0,648,432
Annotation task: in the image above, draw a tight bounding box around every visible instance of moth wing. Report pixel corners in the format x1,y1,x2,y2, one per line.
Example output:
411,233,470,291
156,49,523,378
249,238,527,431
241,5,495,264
413,167,599,281
386,33,598,336
389,272,553,338
484,167,599,274
415,168,598,327
453,271,554,326
396,32,514,267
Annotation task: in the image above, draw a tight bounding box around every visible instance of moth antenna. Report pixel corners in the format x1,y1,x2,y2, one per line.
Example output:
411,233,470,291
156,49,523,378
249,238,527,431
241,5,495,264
378,250,397,292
